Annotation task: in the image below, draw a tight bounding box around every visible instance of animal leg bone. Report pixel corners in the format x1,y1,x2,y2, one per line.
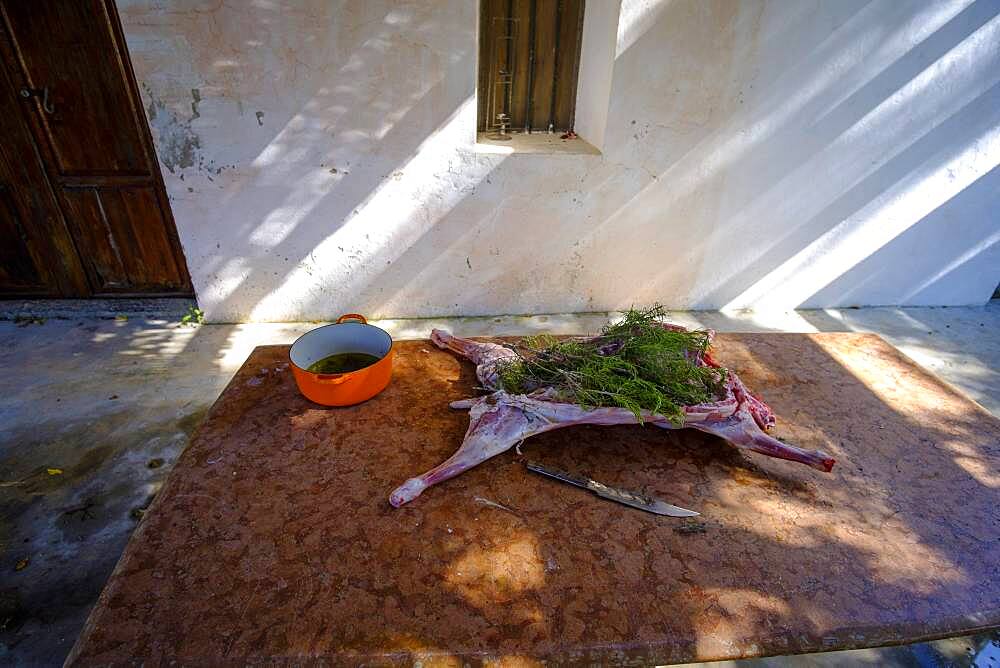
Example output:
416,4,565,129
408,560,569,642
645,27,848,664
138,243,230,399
389,395,546,507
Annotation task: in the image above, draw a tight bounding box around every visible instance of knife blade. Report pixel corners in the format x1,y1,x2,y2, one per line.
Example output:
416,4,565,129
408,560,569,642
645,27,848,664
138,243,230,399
524,461,699,517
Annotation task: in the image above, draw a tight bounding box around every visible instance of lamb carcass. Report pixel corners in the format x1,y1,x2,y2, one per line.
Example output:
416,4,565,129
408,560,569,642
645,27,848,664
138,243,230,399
389,328,835,507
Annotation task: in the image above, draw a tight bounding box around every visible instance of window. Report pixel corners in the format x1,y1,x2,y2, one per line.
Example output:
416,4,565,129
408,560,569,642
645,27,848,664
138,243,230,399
477,0,585,136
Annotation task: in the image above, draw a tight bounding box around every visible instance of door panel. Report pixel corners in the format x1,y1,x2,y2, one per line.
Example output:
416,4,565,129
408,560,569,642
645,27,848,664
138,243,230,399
106,187,185,290
2,1,149,175
61,186,186,294
0,185,42,290
0,27,88,297
58,187,126,291
0,0,192,296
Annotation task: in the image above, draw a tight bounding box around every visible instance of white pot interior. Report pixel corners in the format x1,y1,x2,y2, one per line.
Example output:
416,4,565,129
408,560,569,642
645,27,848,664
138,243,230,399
290,323,392,371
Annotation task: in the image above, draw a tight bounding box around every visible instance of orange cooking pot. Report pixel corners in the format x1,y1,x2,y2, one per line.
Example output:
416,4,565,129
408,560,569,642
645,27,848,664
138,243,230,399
289,314,394,406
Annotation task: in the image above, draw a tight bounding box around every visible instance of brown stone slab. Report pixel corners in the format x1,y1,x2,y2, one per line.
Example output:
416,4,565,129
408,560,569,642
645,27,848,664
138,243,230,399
68,334,1000,665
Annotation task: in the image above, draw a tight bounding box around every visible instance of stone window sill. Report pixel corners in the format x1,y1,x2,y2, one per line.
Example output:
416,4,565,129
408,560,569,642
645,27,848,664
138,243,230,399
473,132,601,155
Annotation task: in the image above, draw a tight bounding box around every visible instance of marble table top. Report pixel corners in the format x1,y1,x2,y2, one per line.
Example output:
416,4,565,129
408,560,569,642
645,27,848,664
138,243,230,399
69,334,1000,665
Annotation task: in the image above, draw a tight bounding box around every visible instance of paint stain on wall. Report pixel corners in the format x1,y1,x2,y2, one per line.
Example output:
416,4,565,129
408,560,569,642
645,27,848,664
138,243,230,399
190,88,201,119
143,84,201,174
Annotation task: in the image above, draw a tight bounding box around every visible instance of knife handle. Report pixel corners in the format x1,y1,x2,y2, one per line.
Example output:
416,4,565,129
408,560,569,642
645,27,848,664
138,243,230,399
525,462,642,501
525,461,696,516
524,461,592,489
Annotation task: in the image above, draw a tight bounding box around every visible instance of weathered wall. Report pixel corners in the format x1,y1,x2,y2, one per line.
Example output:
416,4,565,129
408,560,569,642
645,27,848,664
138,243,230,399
119,0,1000,322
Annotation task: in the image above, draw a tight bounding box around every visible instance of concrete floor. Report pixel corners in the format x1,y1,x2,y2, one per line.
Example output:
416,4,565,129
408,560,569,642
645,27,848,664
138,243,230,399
1,303,998,666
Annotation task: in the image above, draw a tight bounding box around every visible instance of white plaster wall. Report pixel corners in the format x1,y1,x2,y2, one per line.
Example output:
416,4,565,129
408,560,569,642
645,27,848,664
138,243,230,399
574,0,622,150
119,0,1000,322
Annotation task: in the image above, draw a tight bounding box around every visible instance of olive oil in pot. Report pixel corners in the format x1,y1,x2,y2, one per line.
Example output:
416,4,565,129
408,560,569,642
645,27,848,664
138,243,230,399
307,352,381,374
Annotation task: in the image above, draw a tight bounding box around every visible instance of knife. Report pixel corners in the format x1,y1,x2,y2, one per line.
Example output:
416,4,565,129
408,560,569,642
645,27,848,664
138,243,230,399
524,461,699,517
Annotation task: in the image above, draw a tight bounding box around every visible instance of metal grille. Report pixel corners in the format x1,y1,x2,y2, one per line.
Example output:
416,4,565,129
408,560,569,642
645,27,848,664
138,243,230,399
478,0,585,134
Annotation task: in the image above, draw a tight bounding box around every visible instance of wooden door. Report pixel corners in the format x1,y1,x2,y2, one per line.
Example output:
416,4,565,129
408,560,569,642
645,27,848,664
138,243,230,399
0,0,191,297
0,31,88,297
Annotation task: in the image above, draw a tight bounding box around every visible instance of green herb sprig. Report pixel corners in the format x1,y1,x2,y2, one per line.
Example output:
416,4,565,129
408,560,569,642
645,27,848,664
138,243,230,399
496,305,726,425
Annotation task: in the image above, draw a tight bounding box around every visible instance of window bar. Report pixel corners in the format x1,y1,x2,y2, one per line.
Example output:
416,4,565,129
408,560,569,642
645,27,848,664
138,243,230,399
488,16,517,137
567,0,585,131
548,0,563,132
524,0,537,133
504,0,513,124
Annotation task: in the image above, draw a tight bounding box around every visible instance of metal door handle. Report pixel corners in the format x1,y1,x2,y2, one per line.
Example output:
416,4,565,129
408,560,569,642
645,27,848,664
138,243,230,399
40,87,54,114
19,86,55,114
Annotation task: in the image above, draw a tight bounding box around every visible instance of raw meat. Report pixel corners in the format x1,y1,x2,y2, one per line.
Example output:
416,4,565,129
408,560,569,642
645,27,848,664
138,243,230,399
389,328,835,507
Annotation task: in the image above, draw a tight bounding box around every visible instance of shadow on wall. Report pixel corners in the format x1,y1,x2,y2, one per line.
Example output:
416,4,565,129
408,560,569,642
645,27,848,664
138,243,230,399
123,0,497,322
125,0,1000,323
373,0,999,317
377,0,1000,317
582,0,1000,312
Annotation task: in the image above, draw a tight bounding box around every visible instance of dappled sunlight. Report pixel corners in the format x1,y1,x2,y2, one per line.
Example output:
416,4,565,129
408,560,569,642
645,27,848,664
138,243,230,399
810,328,988,418
716,6,1000,310
248,96,504,321
565,0,1000,313
693,589,791,657
798,331,1000,522
207,255,253,309
616,0,674,57
238,5,467,252
114,323,199,360
808,1,977,129
373,311,623,340
716,309,822,334
608,0,961,220
211,322,316,371
908,414,999,490
673,329,997,640
724,488,966,592
700,379,969,593
619,0,960,218
888,341,997,381
245,169,340,248
952,454,1000,488
726,90,1000,310
708,33,1000,309
128,1,482,323
443,532,546,608
900,227,1000,302
825,512,967,595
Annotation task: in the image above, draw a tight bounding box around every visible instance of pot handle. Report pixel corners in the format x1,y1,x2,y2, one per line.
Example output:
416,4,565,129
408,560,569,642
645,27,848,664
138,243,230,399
315,373,350,384
336,313,367,324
